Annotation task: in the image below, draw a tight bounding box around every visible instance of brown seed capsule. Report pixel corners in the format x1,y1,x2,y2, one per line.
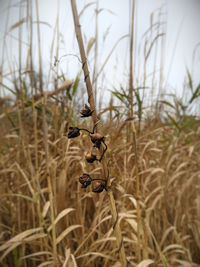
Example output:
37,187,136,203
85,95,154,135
79,173,92,188
90,133,104,148
85,152,97,163
80,104,93,118
68,127,80,138
92,182,106,193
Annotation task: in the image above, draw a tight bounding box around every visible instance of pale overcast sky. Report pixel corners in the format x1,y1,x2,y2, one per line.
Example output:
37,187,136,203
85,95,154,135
0,0,200,107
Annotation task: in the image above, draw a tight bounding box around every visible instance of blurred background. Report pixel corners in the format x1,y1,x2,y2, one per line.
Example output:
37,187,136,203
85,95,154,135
0,0,200,117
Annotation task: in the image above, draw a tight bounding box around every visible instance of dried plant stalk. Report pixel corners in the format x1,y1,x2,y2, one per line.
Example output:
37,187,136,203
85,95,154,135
131,121,142,262
129,0,135,123
70,0,98,127
35,0,57,265
131,120,148,262
70,0,127,266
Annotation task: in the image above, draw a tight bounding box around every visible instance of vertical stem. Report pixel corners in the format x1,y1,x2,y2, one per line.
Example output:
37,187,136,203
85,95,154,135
129,0,135,122
35,0,43,95
29,0,36,93
28,4,41,249
35,0,57,264
152,10,159,108
18,0,22,96
157,6,166,113
55,0,60,142
128,0,135,143
92,0,99,105
131,121,141,262
18,1,25,150
129,4,147,259
132,120,148,261
70,0,98,128
0,0,11,96
70,1,127,266
109,96,113,124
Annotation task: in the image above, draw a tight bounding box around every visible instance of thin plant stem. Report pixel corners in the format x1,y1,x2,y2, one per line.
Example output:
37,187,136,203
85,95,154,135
129,0,135,124
70,1,127,266
0,0,11,96
131,121,141,262
92,0,99,105
93,34,128,85
70,0,98,127
35,0,57,265
18,0,22,100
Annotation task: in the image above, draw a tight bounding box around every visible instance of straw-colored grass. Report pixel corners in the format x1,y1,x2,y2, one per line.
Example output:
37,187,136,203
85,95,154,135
0,102,200,266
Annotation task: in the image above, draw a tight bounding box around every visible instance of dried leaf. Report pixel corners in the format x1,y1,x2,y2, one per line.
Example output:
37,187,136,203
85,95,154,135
58,80,73,91
78,2,95,18
86,37,96,55
32,20,52,28
125,218,137,232
137,259,154,267
48,208,75,232
42,201,50,218
9,18,27,32
0,227,42,250
56,225,81,245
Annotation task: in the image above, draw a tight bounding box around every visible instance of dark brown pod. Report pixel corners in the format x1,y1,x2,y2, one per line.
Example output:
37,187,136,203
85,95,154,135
90,133,104,148
68,127,80,138
79,173,92,188
85,152,97,163
92,182,106,193
80,104,93,118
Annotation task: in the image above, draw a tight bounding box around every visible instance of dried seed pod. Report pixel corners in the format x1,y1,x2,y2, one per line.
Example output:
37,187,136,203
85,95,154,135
90,133,104,148
80,104,93,117
68,127,80,138
92,182,106,193
79,173,92,188
85,152,97,163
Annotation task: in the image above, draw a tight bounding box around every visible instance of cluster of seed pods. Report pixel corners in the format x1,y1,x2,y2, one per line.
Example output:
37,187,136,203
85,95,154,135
67,104,107,193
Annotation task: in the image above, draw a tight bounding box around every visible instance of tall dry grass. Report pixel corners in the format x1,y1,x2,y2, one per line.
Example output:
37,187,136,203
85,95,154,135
0,100,200,266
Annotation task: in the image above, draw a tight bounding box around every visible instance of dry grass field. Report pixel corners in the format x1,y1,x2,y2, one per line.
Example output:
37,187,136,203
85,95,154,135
0,0,200,266
0,99,200,267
